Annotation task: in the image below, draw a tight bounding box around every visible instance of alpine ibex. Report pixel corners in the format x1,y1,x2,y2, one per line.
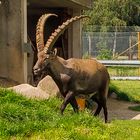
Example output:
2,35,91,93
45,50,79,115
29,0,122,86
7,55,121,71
33,14,110,123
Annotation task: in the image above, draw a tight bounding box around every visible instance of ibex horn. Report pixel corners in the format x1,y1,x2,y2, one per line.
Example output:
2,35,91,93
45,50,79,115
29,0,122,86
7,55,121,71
44,15,89,53
36,13,58,52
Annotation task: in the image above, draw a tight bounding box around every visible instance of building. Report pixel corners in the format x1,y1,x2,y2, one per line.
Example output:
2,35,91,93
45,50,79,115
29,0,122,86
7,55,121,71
0,0,91,84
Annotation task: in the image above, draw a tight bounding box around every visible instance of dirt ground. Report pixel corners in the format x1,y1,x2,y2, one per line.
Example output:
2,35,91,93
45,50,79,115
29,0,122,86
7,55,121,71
0,77,19,88
0,77,140,121
106,98,140,121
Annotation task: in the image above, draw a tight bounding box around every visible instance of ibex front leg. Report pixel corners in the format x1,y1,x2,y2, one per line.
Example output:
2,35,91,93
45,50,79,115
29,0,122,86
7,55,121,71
70,97,79,113
60,91,75,115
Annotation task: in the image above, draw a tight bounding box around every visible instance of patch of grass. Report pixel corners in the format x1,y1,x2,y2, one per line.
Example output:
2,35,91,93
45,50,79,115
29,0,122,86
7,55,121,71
128,105,140,111
29,120,140,140
109,80,140,103
104,120,140,140
0,88,106,140
0,88,140,139
0,88,61,138
108,66,139,77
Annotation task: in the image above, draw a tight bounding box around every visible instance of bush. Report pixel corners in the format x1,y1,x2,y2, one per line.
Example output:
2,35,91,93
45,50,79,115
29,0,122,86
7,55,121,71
96,41,112,60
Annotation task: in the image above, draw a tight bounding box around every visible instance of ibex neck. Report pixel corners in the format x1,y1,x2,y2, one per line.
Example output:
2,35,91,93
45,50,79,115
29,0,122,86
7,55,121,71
52,56,67,71
47,56,68,93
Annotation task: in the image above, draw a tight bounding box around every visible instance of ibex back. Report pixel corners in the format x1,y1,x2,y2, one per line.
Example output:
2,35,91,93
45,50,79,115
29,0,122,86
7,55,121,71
33,14,110,123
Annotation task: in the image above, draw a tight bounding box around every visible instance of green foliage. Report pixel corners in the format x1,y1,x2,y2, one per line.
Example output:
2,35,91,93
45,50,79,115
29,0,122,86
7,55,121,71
96,40,112,60
0,88,140,139
83,0,140,32
82,51,91,59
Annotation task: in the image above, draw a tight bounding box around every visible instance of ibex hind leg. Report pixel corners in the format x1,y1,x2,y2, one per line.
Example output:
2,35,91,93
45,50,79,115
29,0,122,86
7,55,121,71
91,94,102,116
100,96,108,123
91,92,108,123
100,82,109,123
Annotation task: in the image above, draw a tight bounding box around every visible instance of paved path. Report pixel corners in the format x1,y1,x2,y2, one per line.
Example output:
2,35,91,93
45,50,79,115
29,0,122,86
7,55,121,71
99,98,140,121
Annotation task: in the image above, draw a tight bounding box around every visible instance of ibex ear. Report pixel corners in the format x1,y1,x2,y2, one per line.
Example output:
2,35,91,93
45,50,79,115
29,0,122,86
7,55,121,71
53,48,57,56
49,48,57,59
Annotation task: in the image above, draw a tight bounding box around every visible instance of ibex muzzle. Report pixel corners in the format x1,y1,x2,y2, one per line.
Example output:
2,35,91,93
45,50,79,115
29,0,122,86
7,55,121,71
33,14,110,123
33,52,47,76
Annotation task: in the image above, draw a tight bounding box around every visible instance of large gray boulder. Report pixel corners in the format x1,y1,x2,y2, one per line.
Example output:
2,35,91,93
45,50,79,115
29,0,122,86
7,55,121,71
131,114,140,120
9,84,49,100
37,76,60,97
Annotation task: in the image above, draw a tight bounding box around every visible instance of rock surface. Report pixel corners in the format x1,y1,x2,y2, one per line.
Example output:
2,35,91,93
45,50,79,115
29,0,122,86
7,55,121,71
9,84,49,100
9,76,60,100
37,76,60,97
131,114,140,120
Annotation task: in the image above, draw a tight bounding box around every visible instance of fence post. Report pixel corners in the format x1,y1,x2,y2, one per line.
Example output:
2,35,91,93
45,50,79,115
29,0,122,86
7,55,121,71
138,32,140,60
88,34,92,56
138,32,140,76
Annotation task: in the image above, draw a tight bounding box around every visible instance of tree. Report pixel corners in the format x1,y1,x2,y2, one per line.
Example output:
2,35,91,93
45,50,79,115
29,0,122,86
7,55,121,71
83,0,140,32
83,0,140,59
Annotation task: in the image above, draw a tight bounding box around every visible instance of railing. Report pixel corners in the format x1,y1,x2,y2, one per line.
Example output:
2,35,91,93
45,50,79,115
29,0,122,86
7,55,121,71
98,60,140,80
99,60,140,67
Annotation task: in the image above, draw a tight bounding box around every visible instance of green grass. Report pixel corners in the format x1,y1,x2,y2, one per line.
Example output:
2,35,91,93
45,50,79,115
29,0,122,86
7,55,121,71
109,80,140,103
108,67,140,77
128,105,140,111
0,88,140,140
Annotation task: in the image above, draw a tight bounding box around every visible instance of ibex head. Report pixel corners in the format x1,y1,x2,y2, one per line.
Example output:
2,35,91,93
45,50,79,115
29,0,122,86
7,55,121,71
33,14,58,76
33,48,57,76
33,13,88,77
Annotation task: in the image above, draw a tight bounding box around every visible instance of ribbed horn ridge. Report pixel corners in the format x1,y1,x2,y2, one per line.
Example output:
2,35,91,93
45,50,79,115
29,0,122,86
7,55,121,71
36,13,58,52
44,15,89,53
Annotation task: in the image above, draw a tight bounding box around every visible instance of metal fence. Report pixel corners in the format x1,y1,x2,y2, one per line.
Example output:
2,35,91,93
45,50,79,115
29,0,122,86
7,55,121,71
82,32,139,60
99,60,140,80
82,30,140,79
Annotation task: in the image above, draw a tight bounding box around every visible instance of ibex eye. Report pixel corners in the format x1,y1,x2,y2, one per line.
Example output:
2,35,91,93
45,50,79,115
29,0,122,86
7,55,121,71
46,54,49,59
